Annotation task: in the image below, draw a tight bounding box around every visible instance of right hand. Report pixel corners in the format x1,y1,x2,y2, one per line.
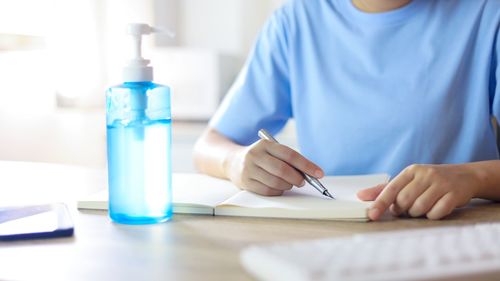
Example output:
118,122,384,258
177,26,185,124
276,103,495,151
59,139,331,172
225,139,324,196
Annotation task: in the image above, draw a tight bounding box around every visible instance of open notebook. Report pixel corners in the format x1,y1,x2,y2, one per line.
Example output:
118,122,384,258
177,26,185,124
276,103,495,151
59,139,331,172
77,173,389,221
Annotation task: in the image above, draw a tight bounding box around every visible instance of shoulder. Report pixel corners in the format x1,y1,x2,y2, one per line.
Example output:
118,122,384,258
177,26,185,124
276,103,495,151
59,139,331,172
436,0,500,15
485,0,500,8
484,0,500,22
428,0,499,31
476,0,500,29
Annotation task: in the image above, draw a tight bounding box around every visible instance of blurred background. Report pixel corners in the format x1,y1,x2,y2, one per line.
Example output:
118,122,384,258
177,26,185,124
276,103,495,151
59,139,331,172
0,0,296,172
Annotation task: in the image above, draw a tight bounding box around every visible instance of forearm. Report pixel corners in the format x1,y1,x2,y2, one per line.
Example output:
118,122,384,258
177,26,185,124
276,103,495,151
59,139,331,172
192,128,244,180
470,160,500,201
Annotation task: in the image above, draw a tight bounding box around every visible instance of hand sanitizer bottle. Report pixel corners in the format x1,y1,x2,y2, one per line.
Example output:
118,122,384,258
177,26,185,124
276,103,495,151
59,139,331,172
106,23,172,224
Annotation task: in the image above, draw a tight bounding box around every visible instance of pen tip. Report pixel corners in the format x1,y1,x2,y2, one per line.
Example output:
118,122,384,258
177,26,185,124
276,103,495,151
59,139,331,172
324,190,335,200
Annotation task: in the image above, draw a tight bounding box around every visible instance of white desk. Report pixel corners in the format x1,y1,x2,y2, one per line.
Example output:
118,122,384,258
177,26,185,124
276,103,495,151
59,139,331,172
1,161,500,281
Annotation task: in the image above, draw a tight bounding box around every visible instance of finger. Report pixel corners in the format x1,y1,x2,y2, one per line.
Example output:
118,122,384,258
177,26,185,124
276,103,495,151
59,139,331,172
357,184,386,201
368,170,414,220
265,142,324,178
390,204,407,217
407,184,446,218
250,165,293,191
426,192,457,220
254,153,305,187
392,180,431,216
243,179,284,196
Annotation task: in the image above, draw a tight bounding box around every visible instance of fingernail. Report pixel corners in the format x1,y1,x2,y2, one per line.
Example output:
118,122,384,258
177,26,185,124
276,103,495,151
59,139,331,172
299,180,305,187
314,170,323,178
369,207,381,220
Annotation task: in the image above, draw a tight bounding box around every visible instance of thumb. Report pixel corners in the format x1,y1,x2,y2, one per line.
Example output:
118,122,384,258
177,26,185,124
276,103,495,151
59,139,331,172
357,183,387,201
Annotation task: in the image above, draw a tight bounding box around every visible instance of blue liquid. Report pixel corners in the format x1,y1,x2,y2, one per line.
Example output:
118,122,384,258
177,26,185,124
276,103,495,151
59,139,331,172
107,119,172,224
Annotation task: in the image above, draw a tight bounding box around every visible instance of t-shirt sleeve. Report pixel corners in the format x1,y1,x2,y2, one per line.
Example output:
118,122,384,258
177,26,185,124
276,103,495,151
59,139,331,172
209,8,292,146
493,27,500,123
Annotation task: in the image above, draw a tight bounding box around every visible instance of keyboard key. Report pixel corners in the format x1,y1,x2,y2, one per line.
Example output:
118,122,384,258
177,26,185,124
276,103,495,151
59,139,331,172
241,223,500,281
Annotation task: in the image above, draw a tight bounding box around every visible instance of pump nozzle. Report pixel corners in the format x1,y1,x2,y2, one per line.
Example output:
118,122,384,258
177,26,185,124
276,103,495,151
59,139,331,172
127,24,175,38
123,23,175,82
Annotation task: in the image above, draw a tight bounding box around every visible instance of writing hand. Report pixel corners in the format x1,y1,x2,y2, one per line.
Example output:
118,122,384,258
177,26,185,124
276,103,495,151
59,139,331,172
225,139,324,196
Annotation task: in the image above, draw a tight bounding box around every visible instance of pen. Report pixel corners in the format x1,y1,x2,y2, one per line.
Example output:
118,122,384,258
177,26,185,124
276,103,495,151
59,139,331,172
258,129,335,199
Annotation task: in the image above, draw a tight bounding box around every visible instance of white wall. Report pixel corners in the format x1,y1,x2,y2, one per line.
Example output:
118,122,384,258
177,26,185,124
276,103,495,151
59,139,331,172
0,0,288,169
177,0,276,57
103,0,283,84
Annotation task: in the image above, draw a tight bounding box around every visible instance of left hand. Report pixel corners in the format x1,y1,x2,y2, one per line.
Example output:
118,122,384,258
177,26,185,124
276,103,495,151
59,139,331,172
357,164,482,220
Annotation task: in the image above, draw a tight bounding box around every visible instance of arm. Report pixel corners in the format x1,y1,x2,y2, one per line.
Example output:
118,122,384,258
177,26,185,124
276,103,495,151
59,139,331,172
474,160,500,200
360,20,500,221
192,6,323,196
193,128,323,196
357,161,500,221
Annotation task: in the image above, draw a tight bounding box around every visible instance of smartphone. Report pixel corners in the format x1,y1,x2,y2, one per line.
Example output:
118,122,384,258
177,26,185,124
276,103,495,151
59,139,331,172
0,203,74,241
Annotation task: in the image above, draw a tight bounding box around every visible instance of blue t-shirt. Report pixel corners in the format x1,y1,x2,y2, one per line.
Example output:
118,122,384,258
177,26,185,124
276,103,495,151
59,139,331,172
210,0,500,177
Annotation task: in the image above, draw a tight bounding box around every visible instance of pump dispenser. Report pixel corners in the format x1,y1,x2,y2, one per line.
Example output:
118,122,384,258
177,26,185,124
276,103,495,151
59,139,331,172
106,23,173,224
122,24,174,82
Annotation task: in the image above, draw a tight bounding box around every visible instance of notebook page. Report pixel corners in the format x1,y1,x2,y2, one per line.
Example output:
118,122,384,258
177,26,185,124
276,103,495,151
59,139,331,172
220,173,389,207
172,173,240,208
77,173,241,213
320,174,390,201
215,174,389,220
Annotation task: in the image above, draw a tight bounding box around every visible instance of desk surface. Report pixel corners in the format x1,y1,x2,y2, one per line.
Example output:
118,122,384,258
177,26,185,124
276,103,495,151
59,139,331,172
1,161,500,281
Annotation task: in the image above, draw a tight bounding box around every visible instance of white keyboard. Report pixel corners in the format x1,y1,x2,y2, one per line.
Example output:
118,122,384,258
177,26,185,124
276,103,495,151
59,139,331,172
240,223,500,281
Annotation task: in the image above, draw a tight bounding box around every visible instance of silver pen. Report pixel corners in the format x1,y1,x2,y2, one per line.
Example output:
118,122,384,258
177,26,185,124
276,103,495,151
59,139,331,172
258,129,335,199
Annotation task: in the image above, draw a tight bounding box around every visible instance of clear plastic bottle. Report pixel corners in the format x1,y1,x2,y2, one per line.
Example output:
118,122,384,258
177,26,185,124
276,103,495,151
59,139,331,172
106,24,172,224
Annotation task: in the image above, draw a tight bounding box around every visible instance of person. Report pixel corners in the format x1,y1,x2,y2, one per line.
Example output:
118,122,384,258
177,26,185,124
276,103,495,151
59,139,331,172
193,0,500,221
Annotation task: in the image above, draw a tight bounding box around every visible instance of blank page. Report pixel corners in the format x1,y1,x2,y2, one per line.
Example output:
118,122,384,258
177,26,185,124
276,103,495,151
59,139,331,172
215,174,389,220
172,173,240,208
77,173,241,211
220,173,389,207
